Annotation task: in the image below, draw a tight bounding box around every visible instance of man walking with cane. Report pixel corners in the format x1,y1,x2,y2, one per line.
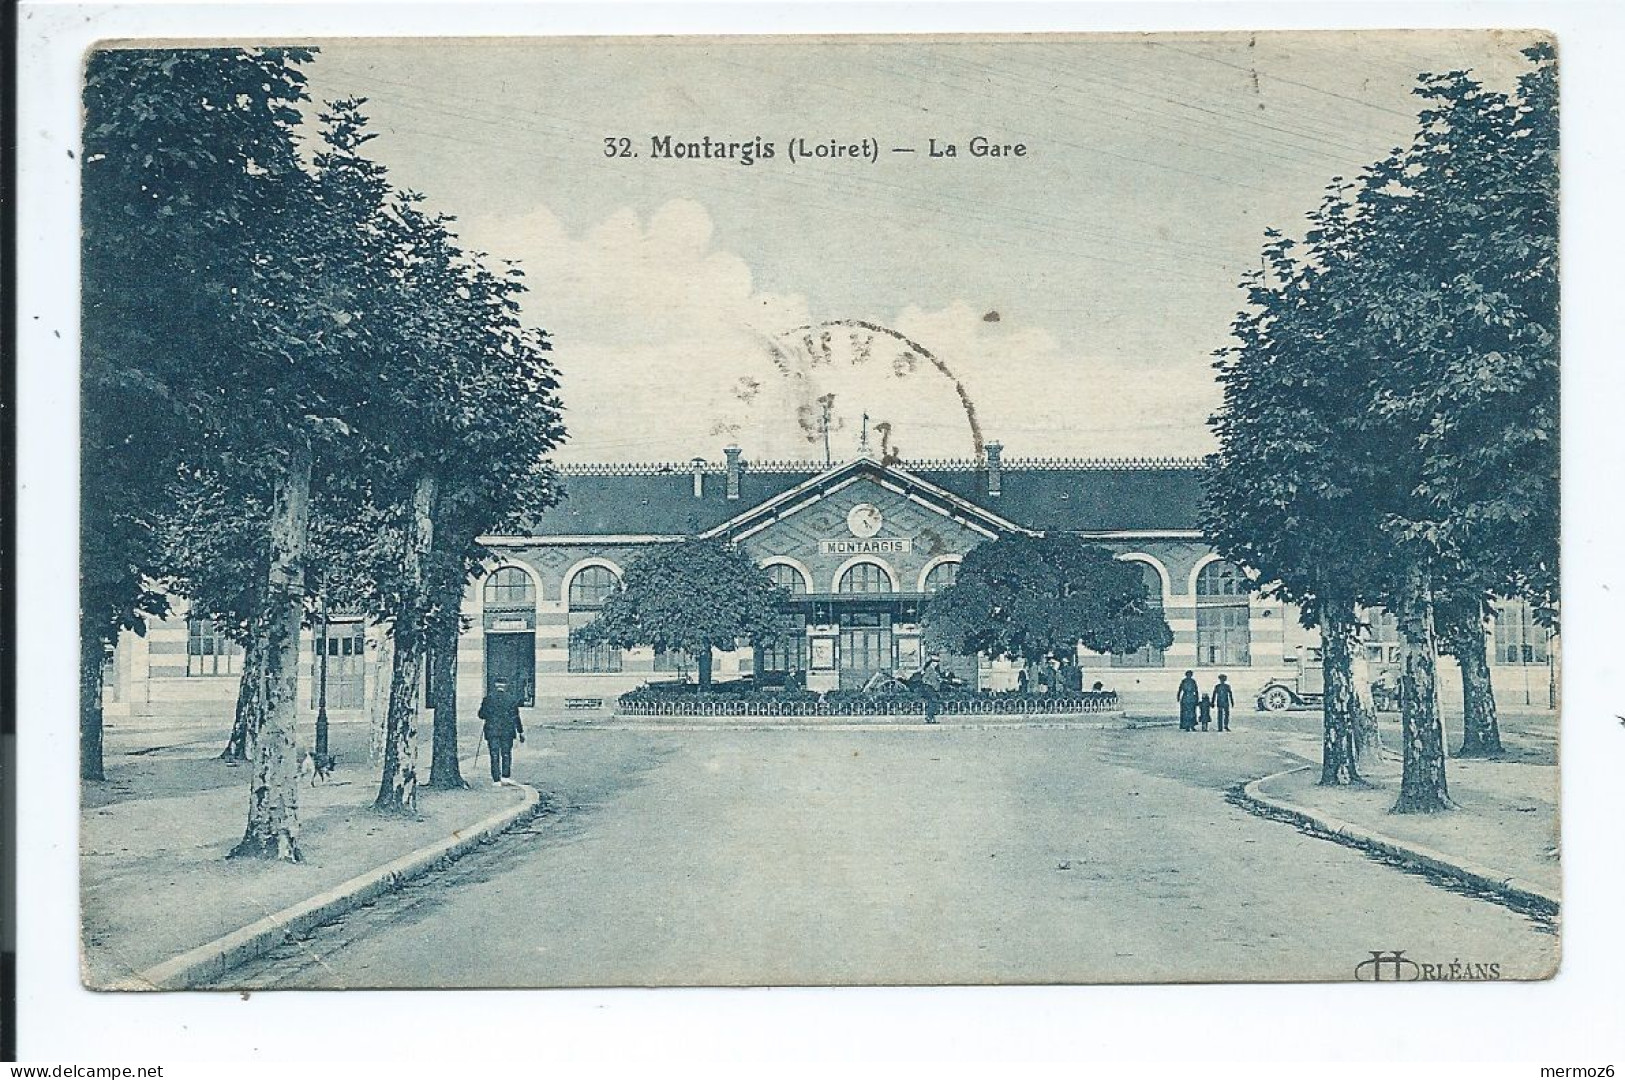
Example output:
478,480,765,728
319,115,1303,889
478,677,525,787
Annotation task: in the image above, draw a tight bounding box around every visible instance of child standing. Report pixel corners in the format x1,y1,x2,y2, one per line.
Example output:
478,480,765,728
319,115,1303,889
1198,692,1213,732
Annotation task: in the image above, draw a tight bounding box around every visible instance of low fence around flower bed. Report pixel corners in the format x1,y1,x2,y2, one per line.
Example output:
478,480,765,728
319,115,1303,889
614,691,1120,719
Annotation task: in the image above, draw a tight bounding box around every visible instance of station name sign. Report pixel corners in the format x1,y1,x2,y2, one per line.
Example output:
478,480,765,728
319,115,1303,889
819,538,912,555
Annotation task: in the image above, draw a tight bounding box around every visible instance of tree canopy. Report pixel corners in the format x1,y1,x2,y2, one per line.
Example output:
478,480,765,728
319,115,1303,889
1202,44,1558,804
923,535,1173,666
571,539,785,688
81,46,568,842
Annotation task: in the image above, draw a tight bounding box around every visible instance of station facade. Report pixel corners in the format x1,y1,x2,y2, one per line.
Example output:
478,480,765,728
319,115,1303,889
103,444,1558,725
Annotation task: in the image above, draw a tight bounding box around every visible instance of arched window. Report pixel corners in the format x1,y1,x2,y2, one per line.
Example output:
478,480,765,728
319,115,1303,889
483,567,535,607
922,561,960,594
1112,562,1166,668
568,565,620,608
1196,560,1245,597
837,562,893,594
1195,560,1249,667
567,565,623,673
766,563,809,595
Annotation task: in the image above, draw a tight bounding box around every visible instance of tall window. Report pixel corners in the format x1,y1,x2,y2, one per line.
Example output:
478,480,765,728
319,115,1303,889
759,613,809,676
922,560,960,594
765,563,809,595
1363,608,1402,666
1195,560,1250,667
186,616,242,676
1112,562,1166,668
483,566,536,607
568,565,622,673
837,562,893,594
1494,599,1550,665
568,565,620,607
311,621,366,708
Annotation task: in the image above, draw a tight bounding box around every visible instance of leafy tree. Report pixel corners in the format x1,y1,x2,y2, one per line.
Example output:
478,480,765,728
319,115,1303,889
347,183,565,811
571,539,785,689
923,535,1172,670
1205,193,1389,786
1414,47,1559,758
211,86,386,859
415,258,562,792
153,463,271,762
80,46,314,781
423,453,563,790
1208,45,1556,809
1343,52,1557,808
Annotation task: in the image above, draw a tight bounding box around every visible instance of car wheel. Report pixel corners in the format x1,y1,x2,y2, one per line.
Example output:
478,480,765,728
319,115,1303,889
1260,686,1292,712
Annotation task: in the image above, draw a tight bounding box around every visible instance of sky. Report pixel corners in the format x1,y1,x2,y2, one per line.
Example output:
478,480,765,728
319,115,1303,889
299,32,1540,464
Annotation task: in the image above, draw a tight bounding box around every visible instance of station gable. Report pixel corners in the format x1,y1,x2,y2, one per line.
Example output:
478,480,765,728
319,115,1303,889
719,465,1019,593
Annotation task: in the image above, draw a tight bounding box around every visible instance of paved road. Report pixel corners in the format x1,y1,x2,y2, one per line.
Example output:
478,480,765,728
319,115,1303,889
229,720,1556,987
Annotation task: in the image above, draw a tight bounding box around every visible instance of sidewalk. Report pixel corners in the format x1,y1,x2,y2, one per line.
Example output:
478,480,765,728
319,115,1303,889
81,717,533,989
1245,723,1559,906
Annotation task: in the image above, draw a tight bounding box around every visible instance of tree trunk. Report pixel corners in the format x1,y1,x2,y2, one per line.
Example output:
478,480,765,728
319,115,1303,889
1349,644,1383,764
375,473,437,814
80,615,108,782
230,441,312,861
697,647,714,690
368,627,393,767
1317,599,1362,786
220,626,266,763
1393,561,1452,813
1454,611,1503,757
427,609,467,790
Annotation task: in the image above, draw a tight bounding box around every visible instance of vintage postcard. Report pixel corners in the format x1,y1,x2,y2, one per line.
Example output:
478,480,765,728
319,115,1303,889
79,31,1559,989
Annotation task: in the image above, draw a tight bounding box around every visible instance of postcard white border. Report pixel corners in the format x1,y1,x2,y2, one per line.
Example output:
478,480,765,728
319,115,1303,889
15,0,1625,1065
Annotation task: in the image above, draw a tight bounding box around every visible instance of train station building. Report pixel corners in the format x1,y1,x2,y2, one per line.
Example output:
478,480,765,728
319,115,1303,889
101,444,1557,724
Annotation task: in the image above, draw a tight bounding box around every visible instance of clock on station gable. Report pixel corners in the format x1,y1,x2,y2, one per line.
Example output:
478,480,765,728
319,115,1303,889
846,502,884,538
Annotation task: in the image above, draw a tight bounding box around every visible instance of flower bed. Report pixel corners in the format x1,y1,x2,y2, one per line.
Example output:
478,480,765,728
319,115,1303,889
615,685,1120,718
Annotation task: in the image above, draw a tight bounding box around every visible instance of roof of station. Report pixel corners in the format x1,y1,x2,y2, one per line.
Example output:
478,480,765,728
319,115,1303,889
521,454,1206,538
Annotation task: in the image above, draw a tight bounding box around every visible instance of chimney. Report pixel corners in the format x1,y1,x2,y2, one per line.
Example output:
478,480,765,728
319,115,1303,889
724,446,743,500
691,457,707,498
985,441,1003,497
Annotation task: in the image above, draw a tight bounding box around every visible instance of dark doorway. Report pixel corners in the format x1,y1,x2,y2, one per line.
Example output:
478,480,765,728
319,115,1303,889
485,632,536,706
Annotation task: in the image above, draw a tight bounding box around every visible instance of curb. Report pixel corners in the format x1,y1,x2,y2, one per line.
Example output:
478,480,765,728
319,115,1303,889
114,782,543,991
1237,765,1559,915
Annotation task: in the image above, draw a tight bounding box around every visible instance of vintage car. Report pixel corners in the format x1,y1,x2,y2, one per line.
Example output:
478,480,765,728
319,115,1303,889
1256,648,1399,712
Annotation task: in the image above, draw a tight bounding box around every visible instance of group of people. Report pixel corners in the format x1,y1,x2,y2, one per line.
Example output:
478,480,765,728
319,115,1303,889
1176,670,1233,732
1015,658,1086,695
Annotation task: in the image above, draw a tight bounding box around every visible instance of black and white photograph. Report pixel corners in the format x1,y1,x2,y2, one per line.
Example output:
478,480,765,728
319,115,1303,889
16,2,1625,1066
67,29,1565,991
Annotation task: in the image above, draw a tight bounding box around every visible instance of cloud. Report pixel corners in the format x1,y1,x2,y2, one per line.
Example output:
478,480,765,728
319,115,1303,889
455,199,1218,462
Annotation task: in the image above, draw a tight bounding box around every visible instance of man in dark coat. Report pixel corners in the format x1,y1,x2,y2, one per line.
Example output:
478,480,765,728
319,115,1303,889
1176,670,1200,731
920,656,945,724
478,678,525,786
1213,673,1234,732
